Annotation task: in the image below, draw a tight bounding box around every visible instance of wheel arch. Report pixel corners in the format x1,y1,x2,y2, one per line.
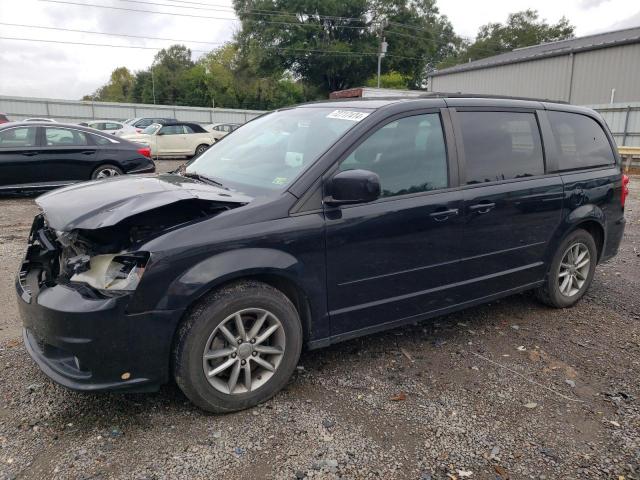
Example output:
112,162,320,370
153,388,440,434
553,204,606,262
167,248,317,346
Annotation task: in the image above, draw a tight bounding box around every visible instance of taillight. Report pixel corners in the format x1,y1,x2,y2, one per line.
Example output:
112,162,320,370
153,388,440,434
136,128,142,133
137,147,151,158
621,174,630,208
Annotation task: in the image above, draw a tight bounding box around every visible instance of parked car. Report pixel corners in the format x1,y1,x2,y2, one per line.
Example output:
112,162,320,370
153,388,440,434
86,120,137,136
124,117,177,132
0,122,155,192
0,113,10,124
17,96,627,413
204,122,242,140
23,117,57,123
121,122,217,157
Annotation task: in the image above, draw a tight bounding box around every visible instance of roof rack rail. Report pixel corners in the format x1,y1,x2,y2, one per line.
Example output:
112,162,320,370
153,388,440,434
415,91,569,104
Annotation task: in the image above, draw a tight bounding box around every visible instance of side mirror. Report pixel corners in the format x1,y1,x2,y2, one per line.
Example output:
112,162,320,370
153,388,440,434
326,169,381,206
156,131,165,136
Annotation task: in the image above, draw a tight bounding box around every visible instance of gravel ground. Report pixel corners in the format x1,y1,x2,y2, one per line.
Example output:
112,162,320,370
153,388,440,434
0,169,638,480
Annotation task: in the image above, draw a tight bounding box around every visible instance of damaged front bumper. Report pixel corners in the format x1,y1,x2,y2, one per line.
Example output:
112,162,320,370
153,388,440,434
16,216,184,393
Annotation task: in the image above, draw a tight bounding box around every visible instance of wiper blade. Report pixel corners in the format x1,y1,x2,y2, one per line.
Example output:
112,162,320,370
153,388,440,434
182,172,226,189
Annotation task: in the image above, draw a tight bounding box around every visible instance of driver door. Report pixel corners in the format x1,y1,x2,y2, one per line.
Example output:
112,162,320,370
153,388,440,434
156,125,188,155
324,111,466,337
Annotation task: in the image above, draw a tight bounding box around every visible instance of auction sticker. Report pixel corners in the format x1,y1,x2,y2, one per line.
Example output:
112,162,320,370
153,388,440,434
326,110,370,122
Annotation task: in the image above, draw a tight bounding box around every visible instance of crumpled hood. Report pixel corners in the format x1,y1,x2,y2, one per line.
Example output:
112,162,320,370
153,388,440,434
37,174,253,231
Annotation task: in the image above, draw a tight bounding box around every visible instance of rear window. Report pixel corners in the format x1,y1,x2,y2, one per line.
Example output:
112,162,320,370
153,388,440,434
548,111,615,170
45,128,88,146
459,111,544,184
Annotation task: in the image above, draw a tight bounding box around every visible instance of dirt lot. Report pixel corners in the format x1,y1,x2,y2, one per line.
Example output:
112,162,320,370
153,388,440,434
0,169,638,480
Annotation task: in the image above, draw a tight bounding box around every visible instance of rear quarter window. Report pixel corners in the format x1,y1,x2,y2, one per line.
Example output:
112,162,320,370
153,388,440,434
458,111,544,184
548,111,615,170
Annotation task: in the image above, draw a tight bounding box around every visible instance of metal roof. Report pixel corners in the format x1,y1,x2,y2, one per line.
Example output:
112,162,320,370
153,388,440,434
430,25,640,77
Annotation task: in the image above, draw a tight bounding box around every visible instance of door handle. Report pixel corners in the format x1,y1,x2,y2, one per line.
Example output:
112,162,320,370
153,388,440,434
469,202,496,214
81,150,97,155
22,151,39,156
429,208,459,221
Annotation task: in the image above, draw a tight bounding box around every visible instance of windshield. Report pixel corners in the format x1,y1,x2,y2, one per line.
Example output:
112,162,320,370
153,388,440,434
142,124,161,135
185,107,370,194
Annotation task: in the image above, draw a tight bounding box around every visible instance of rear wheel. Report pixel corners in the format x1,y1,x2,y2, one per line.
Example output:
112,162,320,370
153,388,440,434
91,164,122,179
173,281,303,413
536,229,597,308
194,144,209,157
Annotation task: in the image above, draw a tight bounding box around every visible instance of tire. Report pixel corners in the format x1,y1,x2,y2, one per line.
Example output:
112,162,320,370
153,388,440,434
194,144,209,157
173,281,303,413
536,229,597,308
91,164,123,179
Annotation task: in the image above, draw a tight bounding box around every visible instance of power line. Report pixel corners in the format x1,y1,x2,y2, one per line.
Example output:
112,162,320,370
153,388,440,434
38,0,369,29
0,35,423,60
0,36,210,53
0,22,226,46
39,0,238,22
124,0,434,33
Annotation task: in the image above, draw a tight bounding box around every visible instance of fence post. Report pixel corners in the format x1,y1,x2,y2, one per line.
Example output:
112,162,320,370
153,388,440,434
622,105,631,146
45,100,50,118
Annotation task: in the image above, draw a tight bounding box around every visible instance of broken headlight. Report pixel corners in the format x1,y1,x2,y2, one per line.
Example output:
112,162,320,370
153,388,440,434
70,253,148,291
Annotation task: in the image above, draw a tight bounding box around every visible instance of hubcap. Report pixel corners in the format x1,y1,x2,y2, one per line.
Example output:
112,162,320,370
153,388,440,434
96,168,120,178
558,242,590,297
202,308,285,395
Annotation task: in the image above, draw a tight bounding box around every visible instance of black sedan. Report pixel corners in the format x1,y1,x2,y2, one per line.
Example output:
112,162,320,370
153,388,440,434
0,122,155,193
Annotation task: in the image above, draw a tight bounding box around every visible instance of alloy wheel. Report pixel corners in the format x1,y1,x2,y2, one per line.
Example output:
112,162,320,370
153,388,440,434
558,242,591,297
96,168,121,178
202,308,285,395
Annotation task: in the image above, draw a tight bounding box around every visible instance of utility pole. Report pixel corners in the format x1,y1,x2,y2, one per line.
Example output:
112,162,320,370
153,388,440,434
151,67,156,105
376,19,388,88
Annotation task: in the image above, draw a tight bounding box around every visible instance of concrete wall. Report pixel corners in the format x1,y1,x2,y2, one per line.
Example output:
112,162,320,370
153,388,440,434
0,95,266,125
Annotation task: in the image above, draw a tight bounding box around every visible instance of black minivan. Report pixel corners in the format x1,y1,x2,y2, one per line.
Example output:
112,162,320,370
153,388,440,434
17,96,628,412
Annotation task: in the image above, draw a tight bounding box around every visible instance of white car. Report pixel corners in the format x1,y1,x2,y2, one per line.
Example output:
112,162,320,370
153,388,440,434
120,122,218,158
204,122,242,140
23,117,57,122
86,120,137,136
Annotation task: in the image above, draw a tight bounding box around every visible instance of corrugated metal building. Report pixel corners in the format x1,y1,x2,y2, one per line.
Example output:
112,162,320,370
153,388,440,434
427,26,640,105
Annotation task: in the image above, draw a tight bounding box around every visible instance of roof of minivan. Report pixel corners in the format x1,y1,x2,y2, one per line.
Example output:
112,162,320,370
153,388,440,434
296,94,576,110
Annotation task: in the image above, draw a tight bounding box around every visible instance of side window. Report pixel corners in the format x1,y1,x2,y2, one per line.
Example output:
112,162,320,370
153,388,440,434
45,128,88,146
459,111,544,184
338,113,448,197
105,122,121,130
136,119,152,128
0,127,37,148
90,134,112,146
159,125,183,135
183,125,194,134
547,111,615,170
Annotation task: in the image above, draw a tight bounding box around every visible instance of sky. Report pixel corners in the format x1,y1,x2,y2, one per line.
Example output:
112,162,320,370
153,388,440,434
0,0,638,100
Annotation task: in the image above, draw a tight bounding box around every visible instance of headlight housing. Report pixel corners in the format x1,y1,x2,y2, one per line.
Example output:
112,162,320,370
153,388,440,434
70,252,149,292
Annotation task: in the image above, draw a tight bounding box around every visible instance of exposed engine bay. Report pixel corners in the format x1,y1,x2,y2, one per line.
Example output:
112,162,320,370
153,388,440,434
21,198,242,298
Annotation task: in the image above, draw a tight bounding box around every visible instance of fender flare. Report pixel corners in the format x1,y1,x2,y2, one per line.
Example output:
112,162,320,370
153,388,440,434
546,204,607,263
164,248,304,310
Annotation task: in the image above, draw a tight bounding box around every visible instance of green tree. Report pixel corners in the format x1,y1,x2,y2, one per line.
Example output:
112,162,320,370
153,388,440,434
365,71,410,89
233,0,458,93
83,67,135,102
439,10,574,68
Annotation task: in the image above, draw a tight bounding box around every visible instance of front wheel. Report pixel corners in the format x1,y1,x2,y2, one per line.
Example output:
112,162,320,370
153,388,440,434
173,281,303,413
536,229,597,308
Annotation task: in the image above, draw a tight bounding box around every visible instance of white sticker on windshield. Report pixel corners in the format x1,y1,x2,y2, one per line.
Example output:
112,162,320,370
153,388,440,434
326,110,370,122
